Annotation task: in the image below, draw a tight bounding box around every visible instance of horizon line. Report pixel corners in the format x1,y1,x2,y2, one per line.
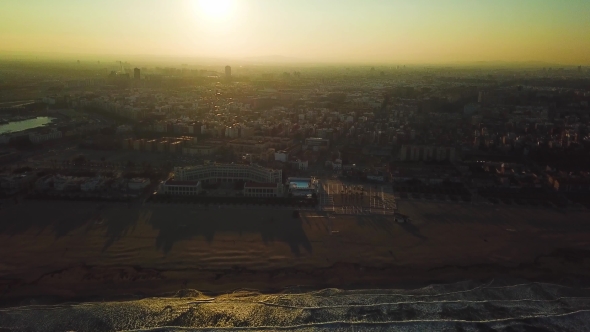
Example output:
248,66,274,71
0,52,587,68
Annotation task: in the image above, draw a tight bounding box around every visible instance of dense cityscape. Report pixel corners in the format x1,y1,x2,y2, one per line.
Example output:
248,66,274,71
1,0,590,329
2,61,589,210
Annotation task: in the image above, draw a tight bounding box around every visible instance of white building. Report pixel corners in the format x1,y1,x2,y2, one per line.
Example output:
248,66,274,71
52,175,83,191
332,159,342,170
399,145,456,162
304,137,330,151
0,174,35,195
367,175,385,182
174,163,282,184
463,103,481,116
116,125,133,133
290,159,308,170
42,97,56,105
81,177,104,192
182,144,217,156
274,150,288,162
29,130,62,144
128,178,151,190
158,180,202,195
244,182,283,197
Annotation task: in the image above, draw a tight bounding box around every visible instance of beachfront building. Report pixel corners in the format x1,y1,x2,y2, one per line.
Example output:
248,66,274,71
80,177,105,192
0,174,36,195
243,182,284,198
128,178,151,191
158,179,202,196
303,137,330,151
287,177,318,197
173,163,282,184
399,145,457,162
29,130,62,144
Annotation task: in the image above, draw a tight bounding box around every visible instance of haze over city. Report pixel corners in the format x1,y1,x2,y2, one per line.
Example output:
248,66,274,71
1,0,590,64
2,1,590,331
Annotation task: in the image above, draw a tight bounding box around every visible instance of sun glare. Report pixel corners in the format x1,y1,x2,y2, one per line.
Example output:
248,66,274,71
197,0,233,19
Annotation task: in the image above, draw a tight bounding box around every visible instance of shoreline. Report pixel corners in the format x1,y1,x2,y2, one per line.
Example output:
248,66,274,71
2,247,590,308
1,200,589,308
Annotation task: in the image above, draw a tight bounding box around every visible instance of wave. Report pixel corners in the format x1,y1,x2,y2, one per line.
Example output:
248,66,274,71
1,280,589,331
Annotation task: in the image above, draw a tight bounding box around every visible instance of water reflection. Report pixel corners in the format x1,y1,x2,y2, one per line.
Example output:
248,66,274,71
0,117,55,134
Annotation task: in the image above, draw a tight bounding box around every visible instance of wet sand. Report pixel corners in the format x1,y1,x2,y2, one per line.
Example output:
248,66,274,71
1,200,589,305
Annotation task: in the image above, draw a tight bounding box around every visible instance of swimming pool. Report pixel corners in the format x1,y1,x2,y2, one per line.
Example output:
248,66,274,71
290,180,310,188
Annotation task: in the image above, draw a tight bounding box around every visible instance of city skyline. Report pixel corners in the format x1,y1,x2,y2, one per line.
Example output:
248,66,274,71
1,0,589,65
2,1,590,330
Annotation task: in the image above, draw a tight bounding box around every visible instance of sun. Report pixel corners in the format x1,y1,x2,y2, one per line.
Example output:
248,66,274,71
197,0,233,19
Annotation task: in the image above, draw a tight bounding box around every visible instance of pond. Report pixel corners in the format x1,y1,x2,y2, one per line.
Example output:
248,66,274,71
0,117,55,134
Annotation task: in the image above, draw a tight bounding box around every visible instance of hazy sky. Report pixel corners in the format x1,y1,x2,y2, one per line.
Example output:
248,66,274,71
1,0,589,64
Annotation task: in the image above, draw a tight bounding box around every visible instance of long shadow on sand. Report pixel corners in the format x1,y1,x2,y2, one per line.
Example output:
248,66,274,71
0,201,97,238
101,209,149,252
355,214,427,240
398,222,428,240
355,214,397,236
146,208,312,256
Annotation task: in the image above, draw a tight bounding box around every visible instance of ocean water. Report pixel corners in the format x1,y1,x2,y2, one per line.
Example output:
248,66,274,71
1,280,590,331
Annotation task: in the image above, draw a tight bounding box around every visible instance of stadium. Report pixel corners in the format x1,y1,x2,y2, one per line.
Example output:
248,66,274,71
173,163,282,184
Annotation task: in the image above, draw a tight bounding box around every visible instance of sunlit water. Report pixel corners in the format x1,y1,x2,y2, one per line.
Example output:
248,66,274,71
0,117,55,134
1,280,589,331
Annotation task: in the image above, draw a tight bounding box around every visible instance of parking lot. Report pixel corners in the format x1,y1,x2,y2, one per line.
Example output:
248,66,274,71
319,178,396,215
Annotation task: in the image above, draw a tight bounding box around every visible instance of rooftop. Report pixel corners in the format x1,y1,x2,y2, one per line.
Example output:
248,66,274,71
164,180,201,186
244,182,278,188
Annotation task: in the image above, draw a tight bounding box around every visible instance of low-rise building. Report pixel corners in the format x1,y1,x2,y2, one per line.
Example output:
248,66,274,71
116,125,133,133
0,150,20,164
0,174,36,195
243,182,283,197
183,144,218,156
52,175,84,191
158,180,202,195
81,177,104,192
367,174,386,182
304,137,330,151
289,159,308,170
128,178,151,191
399,145,456,162
174,163,282,184
29,130,62,144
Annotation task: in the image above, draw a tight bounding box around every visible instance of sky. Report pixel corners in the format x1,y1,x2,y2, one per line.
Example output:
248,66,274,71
1,0,589,65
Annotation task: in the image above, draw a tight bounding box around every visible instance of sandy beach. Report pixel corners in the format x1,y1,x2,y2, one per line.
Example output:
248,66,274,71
1,200,589,305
